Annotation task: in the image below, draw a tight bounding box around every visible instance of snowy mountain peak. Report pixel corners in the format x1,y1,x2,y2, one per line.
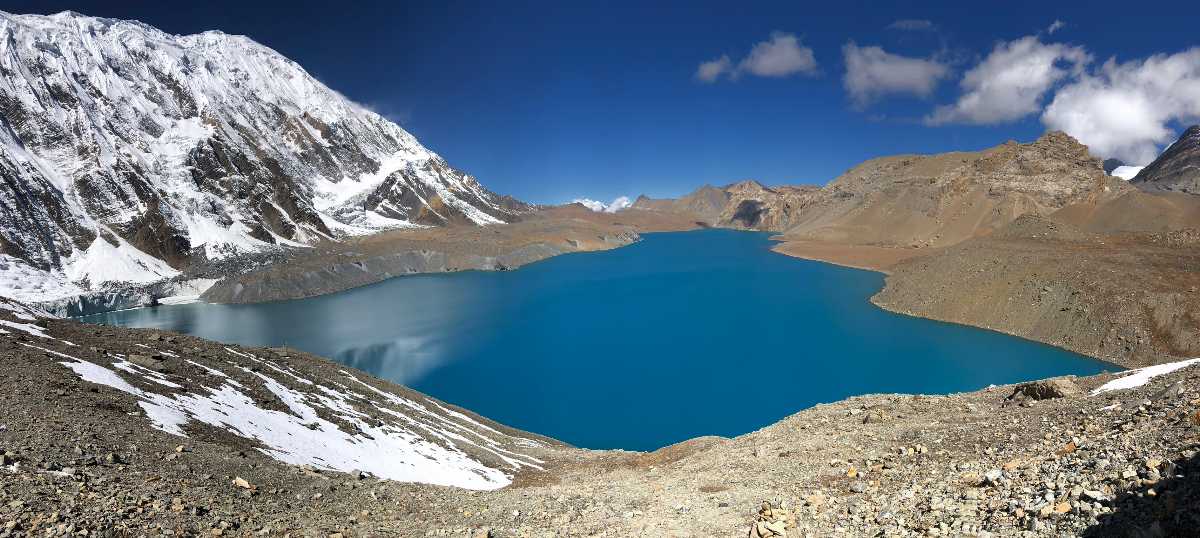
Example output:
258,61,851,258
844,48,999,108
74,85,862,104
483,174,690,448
0,10,528,299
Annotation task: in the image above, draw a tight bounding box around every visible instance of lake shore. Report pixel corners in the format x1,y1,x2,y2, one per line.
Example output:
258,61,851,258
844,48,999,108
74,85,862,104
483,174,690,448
198,205,702,304
7,301,1199,536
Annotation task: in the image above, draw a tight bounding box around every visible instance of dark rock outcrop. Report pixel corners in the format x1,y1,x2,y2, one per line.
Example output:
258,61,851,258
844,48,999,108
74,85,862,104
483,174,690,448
1131,125,1200,194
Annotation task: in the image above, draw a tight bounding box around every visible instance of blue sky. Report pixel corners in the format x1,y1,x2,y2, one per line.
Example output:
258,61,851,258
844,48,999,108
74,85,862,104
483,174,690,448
7,1,1200,203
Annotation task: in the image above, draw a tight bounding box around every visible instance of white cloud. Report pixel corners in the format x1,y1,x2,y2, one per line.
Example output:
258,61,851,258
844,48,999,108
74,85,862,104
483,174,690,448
1047,20,1065,34
887,19,935,31
695,32,818,82
572,196,632,213
695,55,733,83
738,32,819,78
926,36,1089,125
1042,49,1200,164
842,42,949,107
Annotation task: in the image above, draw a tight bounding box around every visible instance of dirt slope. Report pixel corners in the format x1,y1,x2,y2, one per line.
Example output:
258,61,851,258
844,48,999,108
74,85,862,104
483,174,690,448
872,215,1200,368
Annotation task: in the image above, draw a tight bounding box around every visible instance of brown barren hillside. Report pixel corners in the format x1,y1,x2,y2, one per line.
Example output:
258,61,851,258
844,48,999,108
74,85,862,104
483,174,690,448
872,214,1200,367
201,205,702,303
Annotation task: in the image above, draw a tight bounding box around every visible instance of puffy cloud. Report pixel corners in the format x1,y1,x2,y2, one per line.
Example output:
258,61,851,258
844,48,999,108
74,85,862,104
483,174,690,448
572,196,633,213
738,32,818,78
842,42,949,107
695,32,818,82
887,19,935,31
926,36,1089,125
1047,20,1065,34
695,55,733,83
1042,49,1200,164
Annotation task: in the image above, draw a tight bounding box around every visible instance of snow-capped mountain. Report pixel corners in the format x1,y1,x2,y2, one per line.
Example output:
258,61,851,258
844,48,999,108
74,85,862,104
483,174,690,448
0,11,528,296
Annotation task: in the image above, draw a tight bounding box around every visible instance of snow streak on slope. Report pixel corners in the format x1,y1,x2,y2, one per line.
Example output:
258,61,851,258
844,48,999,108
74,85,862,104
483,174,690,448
1091,358,1200,394
0,299,545,490
0,10,528,298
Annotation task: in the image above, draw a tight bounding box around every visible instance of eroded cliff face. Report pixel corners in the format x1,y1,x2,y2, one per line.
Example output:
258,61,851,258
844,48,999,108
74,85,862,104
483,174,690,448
0,11,527,298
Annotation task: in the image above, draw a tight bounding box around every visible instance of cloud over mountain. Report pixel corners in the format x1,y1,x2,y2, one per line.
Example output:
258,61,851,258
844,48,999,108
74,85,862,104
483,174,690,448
695,32,818,83
1042,49,1200,165
842,42,948,107
926,36,1089,125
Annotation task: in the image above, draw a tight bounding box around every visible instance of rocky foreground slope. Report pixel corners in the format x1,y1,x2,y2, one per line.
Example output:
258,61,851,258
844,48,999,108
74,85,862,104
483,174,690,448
3,297,1200,536
873,214,1200,369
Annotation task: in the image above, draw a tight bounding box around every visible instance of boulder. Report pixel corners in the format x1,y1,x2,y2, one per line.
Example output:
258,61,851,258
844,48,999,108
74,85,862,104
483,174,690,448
1009,378,1082,401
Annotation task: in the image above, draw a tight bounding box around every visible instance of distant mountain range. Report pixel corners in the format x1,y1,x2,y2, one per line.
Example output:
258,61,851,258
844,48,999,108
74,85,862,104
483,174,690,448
635,131,1131,248
0,11,527,295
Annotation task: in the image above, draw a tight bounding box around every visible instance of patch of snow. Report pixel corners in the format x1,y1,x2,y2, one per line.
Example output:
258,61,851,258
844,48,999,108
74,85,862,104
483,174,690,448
50,343,533,489
572,196,633,213
0,256,84,303
64,234,179,286
1111,165,1144,180
0,295,52,320
112,360,183,389
60,356,142,394
0,319,51,339
1091,358,1200,394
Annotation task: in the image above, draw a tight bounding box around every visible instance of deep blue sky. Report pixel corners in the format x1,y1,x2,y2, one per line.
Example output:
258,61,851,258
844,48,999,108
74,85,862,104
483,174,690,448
5,1,1199,202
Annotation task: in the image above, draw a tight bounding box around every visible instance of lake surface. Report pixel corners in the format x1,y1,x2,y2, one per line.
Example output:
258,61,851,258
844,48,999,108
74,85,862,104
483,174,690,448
81,230,1116,450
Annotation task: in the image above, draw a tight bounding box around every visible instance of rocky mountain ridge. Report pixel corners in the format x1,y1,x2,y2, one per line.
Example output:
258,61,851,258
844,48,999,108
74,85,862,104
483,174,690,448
0,11,528,302
636,132,1129,249
1130,125,1200,194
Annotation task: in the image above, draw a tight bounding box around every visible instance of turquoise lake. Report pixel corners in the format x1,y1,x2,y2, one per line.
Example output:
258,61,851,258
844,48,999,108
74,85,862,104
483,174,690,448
81,230,1116,450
